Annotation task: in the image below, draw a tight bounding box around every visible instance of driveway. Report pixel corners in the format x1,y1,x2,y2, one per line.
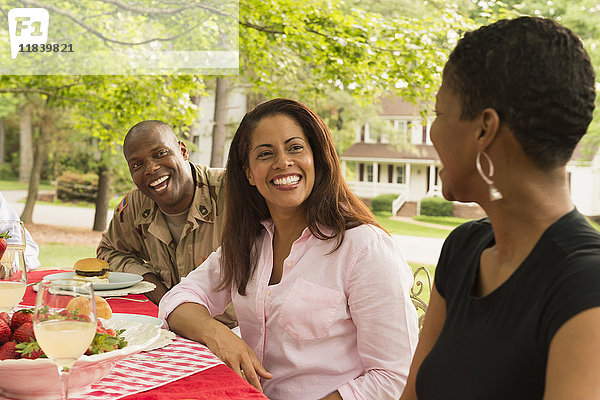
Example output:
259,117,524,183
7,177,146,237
393,234,443,266
2,190,112,229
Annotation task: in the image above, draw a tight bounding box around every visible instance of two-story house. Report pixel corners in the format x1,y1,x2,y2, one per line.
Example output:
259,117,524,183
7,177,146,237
340,97,444,216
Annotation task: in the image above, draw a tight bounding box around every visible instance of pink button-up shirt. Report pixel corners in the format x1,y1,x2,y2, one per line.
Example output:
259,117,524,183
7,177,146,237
159,222,418,400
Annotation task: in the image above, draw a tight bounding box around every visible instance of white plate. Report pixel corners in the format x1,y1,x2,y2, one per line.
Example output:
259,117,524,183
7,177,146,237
109,313,163,327
43,272,143,291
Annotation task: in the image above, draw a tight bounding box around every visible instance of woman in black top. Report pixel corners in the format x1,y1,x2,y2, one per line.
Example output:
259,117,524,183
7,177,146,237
400,17,600,400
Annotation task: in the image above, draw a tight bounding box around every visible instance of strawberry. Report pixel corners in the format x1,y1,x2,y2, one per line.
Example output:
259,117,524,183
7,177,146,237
0,312,9,326
16,340,45,359
12,322,34,343
0,230,9,260
10,309,33,332
0,341,18,360
0,319,11,344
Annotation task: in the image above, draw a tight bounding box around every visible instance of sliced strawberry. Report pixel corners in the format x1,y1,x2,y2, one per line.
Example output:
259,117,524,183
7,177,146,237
0,320,11,344
12,322,34,343
0,341,18,360
10,309,33,332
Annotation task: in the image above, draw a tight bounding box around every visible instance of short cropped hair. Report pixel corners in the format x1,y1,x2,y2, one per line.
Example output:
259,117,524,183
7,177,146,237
445,16,596,168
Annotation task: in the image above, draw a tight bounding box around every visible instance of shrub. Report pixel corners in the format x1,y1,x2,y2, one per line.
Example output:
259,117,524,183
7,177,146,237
420,196,453,217
56,171,98,201
370,193,399,212
0,163,17,180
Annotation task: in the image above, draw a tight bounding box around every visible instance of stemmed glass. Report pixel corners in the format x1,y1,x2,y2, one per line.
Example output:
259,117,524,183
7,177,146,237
0,220,27,312
33,280,97,400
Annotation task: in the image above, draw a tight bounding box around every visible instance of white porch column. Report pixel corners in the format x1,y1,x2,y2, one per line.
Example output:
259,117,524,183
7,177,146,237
405,163,411,199
429,164,436,194
373,162,379,197
342,160,347,180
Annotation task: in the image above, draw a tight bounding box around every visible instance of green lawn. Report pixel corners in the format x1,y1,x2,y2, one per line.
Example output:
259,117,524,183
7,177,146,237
374,211,452,239
38,243,97,269
414,215,469,227
0,179,54,191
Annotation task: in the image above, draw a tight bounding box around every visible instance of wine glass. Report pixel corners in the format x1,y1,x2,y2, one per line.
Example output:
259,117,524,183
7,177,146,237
33,280,97,400
0,220,27,312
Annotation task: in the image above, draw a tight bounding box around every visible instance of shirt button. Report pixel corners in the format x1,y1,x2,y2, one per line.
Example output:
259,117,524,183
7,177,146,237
267,290,271,296
285,261,291,267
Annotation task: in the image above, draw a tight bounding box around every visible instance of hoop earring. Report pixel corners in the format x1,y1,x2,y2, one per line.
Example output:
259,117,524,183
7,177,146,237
476,151,503,201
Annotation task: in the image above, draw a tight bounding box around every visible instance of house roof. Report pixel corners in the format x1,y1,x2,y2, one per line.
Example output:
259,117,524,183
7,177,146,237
340,142,440,161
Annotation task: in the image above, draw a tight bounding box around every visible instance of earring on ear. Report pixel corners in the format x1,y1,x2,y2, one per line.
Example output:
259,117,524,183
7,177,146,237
476,151,503,201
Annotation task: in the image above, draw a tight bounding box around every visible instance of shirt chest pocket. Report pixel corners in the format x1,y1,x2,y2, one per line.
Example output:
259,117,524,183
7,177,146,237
278,278,344,341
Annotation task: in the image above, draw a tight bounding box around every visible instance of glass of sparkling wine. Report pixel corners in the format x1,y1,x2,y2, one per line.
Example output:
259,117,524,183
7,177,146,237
33,280,97,400
0,220,27,312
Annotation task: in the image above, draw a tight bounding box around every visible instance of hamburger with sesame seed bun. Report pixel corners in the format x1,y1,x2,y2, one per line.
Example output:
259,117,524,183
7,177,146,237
74,258,110,284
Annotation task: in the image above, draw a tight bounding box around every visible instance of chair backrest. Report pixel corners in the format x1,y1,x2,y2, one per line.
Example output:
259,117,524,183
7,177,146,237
410,266,432,332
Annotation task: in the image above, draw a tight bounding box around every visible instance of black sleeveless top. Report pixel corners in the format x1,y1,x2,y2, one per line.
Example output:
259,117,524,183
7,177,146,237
416,209,600,399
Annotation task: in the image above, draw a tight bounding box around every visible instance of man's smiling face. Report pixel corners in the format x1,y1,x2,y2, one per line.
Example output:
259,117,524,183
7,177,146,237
123,125,194,214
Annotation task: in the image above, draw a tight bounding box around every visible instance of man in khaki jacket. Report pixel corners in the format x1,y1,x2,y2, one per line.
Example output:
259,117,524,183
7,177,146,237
97,120,236,326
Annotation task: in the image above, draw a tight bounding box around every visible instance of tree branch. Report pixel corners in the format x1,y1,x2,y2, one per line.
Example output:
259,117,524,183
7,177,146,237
20,0,207,46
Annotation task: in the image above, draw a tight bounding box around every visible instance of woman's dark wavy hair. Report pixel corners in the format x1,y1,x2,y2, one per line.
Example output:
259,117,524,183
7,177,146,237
444,16,596,168
219,98,384,295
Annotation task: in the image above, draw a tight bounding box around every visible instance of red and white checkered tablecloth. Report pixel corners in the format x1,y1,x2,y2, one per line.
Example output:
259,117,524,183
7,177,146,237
71,335,224,400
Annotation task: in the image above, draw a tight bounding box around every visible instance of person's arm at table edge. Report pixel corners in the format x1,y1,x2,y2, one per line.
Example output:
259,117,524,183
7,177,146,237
141,273,168,305
166,302,272,391
400,285,446,400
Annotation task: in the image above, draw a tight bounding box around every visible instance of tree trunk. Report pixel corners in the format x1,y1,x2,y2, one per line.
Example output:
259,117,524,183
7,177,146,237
0,120,5,164
19,104,34,183
20,130,44,223
93,165,112,232
210,77,231,168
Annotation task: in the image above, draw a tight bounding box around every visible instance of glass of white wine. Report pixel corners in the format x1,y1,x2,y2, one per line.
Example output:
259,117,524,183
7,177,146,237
33,280,97,400
0,219,27,312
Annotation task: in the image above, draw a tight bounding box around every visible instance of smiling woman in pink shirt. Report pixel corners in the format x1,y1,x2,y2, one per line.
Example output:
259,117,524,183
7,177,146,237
159,98,419,400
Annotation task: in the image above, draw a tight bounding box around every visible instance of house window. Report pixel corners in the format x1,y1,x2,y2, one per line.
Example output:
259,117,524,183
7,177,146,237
388,165,393,183
395,165,405,184
435,166,439,186
359,163,364,181
366,165,374,182
422,125,427,144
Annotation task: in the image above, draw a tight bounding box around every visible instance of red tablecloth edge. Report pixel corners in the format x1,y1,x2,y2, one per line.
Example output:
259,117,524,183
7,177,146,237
120,364,269,400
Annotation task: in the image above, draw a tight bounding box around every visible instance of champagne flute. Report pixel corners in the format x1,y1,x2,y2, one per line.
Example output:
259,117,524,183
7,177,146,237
33,280,97,400
0,220,27,312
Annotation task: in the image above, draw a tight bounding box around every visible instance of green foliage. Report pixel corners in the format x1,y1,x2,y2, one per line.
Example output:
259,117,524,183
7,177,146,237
370,193,398,212
0,163,17,180
420,197,454,217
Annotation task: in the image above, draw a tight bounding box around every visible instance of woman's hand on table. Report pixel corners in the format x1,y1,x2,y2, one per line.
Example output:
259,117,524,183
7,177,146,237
203,320,273,392
167,302,272,392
